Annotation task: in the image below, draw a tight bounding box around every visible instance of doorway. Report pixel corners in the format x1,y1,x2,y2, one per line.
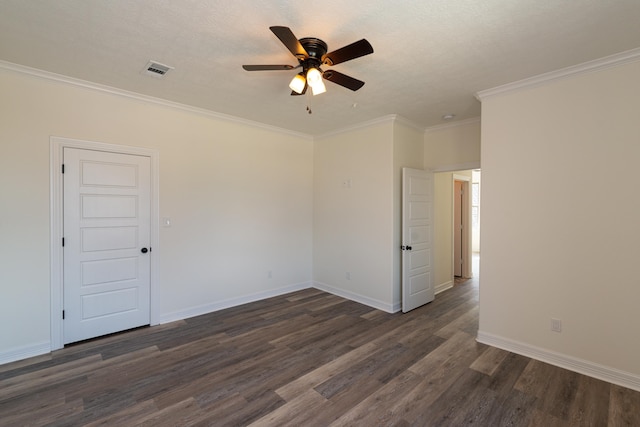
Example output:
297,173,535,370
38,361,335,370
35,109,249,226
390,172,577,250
50,137,160,350
433,169,479,294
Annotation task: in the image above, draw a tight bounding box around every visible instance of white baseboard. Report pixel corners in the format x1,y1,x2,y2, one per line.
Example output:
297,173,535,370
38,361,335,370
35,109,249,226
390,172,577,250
312,281,396,313
0,341,50,366
158,281,312,324
435,280,453,295
477,330,640,392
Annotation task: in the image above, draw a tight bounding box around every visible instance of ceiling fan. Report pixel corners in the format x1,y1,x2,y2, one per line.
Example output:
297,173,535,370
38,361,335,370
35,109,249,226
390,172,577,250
243,26,373,96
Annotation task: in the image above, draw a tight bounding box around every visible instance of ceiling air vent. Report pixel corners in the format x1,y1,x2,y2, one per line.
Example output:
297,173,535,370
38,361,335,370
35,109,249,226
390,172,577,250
142,61,173,78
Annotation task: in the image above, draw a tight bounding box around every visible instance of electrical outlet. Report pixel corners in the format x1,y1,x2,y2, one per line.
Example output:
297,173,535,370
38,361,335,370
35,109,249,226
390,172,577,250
551,318,562,333
268,270,273,279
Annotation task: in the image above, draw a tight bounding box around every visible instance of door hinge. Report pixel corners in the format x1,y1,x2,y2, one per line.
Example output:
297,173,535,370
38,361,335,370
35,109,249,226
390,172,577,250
61,164,65,174
62,237,65,247
62,310,65,320
149,247,152,252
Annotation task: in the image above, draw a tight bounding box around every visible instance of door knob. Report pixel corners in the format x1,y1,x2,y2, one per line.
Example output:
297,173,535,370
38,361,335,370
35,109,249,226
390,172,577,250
141,248,148,254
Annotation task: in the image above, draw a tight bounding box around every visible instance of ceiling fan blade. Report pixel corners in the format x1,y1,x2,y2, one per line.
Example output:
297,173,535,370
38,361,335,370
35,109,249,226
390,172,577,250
242,65,295,71
322,39,373,66
270,26,308,59
322,70,365,91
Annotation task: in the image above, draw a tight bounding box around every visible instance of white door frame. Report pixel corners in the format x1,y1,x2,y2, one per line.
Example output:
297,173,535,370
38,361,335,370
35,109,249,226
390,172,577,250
50,136,160,350
452,174,472,279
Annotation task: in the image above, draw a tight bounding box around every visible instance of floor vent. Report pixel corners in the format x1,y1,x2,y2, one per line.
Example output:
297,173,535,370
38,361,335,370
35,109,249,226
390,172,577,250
142,61,173,78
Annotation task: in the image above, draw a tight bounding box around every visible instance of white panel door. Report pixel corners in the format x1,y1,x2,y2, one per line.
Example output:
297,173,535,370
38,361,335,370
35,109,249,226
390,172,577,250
402,168,434,312
63,148,151,344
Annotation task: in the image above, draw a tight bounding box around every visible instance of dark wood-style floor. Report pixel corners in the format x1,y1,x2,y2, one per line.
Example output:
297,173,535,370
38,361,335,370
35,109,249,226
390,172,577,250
1,277,639,426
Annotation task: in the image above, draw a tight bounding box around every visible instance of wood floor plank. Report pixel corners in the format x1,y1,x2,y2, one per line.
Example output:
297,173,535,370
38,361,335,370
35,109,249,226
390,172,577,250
0,397,84,427
314,342,405,399
483,387,538,427
147,341,285,409
568,374,610,426
0,353,52,375
284,288,326,302
84,399,158,427
485,351,531,394
2,278,639,426
515,359,581,421
0,354,102,400
194,391,283,427
219,313,317,345
133,397,207,426
329,370,423,426
469,343,509,376
275,340,382,401
247,389,327,427
527,409,569,427
407,330,484,377
308,294,347,311
608,384,640,426
433,305,479,339
412,368,498,426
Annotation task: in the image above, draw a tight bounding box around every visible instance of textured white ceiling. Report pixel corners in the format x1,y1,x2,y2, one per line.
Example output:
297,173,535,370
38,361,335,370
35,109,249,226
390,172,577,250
1,0,640,135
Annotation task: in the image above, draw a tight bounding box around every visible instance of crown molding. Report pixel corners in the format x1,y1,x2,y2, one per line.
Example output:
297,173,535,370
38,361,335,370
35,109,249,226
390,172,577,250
0,60,313,141
315,114,424,140
315,114,397,140
393,115,426,133
425,116,481,133
476,47,640,101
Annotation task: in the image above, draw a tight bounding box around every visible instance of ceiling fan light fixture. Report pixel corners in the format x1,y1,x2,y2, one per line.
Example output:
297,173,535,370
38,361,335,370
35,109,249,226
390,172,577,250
311,79,326,96
289,73,306,94
306,67,322,87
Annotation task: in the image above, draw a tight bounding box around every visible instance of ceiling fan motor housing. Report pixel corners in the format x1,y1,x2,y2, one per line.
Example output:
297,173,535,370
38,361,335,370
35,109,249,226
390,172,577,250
299,37,328,59
299,37,328,70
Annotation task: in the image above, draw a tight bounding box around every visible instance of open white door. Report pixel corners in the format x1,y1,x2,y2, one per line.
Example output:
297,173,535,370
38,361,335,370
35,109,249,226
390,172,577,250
402,168,434,312
63,147,151,344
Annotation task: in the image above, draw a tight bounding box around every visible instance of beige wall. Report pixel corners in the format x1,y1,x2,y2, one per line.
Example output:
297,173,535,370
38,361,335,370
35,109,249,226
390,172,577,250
0,68,313,359
424,119,481,171
313,120,395,309
479,59,640,377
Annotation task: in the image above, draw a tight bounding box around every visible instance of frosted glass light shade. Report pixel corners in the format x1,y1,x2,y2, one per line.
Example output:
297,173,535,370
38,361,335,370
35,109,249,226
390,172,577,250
306,67,322,87
311,79,326,95
289,74,306,94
